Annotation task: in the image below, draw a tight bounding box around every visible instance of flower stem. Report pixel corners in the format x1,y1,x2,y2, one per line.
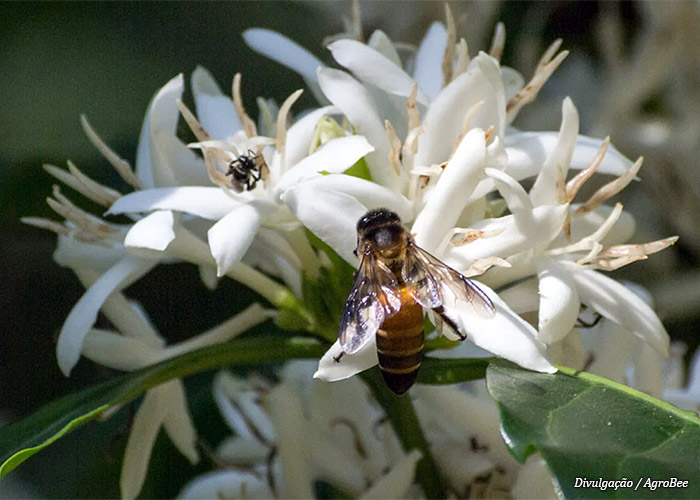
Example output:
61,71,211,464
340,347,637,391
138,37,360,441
286,226,320,278
362,368,447,499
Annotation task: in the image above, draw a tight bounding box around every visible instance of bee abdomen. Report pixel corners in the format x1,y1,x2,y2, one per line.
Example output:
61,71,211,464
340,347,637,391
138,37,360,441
376,323,424,395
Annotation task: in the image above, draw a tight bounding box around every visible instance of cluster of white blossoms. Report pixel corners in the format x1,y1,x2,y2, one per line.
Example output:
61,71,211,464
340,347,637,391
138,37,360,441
24,5,697,499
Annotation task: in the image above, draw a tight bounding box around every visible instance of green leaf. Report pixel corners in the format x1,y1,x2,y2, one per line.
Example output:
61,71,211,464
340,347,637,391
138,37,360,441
486,360,700,499
417,356,491,385
342,157,372,181
0,337,326,478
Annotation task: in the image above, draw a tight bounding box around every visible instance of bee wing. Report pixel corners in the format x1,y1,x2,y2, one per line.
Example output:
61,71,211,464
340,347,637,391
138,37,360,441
403,242,495,319
339,253,401,355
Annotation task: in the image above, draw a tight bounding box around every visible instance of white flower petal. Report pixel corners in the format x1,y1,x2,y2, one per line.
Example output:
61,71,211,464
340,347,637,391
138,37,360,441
242,28,326,102
57,256,156,376
309,373,388,478
178,471,273,499
162,380,200,464
213,372,276,442
441,281,555,373
360,449,422,500
444,204,568,269
135,74,208,188
432,438,495,487
415,52,506,167
663,345,700,410
512,456,558,499
198,264,219,290
314,338,379,382
633,342,663,397
329,39,429,105
151,130,210,187
310,432,365,496
124,210,175,251
501,66,525,102
562,262,670,356
496,278,540,315
82,329,160,371
284,105,339,169
587,320,635,383
687,346,700,392
548,329,585,369
216,435,269,464
536,258,580,344
413,384,519,471
266,384,314,499
317,68,399,190
135,74,185,189
213,372,253,438
69,266,163,348
54,235,124,272
108,187,240,220
413,128,487,253
367,29,401,67
413,22,447,101
121,387,167,500
485,167,534,215
282,184,366,264
208,202,268,277
276,135,374,194
530,97,579,206
191,66,242,141
304,174,413,222
101,294,163,347
559,204,636,247
504,132,632,180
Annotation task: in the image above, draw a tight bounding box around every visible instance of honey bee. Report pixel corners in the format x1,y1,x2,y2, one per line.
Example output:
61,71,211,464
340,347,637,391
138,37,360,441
337,208,495,395
226,150,265,192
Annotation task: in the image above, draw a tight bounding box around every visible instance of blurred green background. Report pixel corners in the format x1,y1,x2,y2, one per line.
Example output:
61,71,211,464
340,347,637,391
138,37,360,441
2,1,699,497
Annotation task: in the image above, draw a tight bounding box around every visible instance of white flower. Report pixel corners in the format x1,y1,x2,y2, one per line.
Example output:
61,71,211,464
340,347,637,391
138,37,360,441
83,304,271,499
23,69,281,500
26,72,205,376
106,69,384,281
476,98,675,369
314,128,556,383
244,20,633,202
178,362,423,499
664,344,700,413
244,14,636,280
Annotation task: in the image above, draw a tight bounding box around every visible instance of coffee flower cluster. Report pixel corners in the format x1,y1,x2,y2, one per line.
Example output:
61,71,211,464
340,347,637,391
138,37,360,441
24,7,689,499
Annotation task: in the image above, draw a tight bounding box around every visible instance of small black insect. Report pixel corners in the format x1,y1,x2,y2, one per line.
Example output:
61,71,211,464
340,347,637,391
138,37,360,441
227,150,263,192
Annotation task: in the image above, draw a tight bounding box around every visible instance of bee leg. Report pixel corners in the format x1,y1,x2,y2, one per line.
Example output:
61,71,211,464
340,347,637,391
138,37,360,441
432,306,466,340
576,313,603,329
333,350,346,363
248,168,263,190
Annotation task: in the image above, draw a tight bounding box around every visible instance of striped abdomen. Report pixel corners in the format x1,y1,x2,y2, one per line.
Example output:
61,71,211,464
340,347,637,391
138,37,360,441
376,287,424,395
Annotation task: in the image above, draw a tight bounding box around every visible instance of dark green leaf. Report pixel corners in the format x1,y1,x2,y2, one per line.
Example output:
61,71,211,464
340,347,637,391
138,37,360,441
0,337,326,478
487,360,700,499
417,356,491,385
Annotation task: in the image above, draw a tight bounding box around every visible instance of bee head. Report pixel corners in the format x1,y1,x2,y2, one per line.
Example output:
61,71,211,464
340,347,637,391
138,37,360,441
357,208,400,233
356,208,406,259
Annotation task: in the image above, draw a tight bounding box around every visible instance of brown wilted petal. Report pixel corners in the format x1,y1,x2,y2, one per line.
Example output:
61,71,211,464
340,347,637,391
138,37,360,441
81,115,141,189
574,156,643,216
506,43,568,124
232,73,258,139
